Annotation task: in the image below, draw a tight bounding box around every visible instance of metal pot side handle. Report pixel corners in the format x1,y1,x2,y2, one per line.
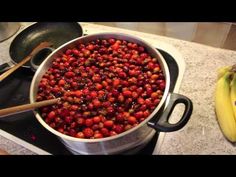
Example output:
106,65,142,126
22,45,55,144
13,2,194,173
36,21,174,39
147,93,193,132
0,61,14,73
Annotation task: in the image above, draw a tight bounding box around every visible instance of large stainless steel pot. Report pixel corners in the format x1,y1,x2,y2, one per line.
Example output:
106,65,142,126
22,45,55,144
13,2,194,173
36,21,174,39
30,32,193,154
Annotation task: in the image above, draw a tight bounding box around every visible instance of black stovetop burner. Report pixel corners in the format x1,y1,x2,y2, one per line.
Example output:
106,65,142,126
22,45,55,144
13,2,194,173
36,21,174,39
0,49,179,155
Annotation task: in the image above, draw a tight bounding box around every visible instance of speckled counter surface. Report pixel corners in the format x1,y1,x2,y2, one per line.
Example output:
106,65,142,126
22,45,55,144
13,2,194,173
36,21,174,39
1,22,236,154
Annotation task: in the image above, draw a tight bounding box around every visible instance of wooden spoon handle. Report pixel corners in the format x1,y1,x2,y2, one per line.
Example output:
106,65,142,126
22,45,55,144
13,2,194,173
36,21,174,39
0,55,32,82
0,42,52,82
0,98,60,118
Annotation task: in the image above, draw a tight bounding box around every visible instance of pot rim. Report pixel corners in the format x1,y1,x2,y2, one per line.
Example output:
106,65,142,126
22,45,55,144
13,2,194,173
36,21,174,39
30,32,170,143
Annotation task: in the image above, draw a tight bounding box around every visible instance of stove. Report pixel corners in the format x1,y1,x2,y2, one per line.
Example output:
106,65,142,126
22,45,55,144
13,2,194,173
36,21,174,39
0,25,185,155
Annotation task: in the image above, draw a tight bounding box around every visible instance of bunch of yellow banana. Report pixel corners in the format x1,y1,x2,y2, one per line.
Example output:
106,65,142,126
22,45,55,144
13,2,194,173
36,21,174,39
215,65,236,142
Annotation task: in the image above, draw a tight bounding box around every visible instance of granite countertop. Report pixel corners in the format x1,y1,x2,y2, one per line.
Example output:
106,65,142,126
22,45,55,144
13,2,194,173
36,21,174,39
1,22,236,154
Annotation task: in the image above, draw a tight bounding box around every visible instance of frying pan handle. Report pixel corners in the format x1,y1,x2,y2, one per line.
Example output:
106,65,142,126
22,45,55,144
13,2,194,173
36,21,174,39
0,61,14,73
147,93,193,132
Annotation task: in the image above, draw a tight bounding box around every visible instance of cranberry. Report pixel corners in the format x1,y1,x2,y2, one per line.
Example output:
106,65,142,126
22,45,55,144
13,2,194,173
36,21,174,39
57,128,64,134
124,124,132,131
83,88,90,95
129,70,136,76
147,62,155,70
83,111,91,118
93,116,101,124
49,80,56,86
94,133,103,139
138,46,145,52
65,116,73,124
85,119,93,127
83,128,94,138
123,90,132,97
88,103,94,110
77,118,85,125
153,67,160,73
58,79,66,86
93,99,101,108
108,38,115,44
73,49,80,56
134,111,144,119
92,124,99,131
65,49,72,55
159,82,165,90
69,129,76,137
83,50,91,57
137,87,143,94
102,101,111,107
118,71,127,78
116,113,124,122
87,44,94,50
90,91,98,98
108,97,115,103
102,81,108,87
130,85,137,91
107,106,115,115
74,90,83,97
139,105,147,111
125,98,133,107
154,99,160,105
143,110,150,117
111,89,119,97
112,43,120,50
49,122,56,128
128,116,137,125
95,83,103,90
128,77,137,85
76,132,85,138
132,92,138,99
71,105,78,111
151,74,159,80
113,79,120,88
110,131,117,136
71,82,78,88
122,80,129,87
114,125,124,134
92,75,101,82
65,71,75,78
101,128,110,137
146,87,153,96
53,116,61,124
123,112,130,119
70,122,77,128
151,92,159,99
140,53,147,59
118,94,125,103
145,99,152,107
104,120,114,128
48,111,56,120
137,97,145,105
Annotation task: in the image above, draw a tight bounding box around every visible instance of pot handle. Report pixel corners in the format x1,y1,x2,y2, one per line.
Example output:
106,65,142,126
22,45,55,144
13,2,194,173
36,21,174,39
0,61,14,73
147,93,193,132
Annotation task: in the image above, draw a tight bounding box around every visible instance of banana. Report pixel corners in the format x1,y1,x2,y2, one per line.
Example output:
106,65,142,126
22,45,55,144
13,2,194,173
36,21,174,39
215,71,236,142
230,73,236,121
217,66,232,80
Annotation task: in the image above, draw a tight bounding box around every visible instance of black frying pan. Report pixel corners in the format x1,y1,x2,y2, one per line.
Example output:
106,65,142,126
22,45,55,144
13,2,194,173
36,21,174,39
0,22,83,72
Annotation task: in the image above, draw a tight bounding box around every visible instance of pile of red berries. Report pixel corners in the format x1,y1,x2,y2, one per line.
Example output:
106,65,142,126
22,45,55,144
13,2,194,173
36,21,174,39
36,38,165,139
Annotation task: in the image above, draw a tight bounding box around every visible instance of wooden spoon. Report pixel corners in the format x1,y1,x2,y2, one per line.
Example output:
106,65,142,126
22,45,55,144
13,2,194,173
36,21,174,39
0,98,60,118
0,41,53,82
